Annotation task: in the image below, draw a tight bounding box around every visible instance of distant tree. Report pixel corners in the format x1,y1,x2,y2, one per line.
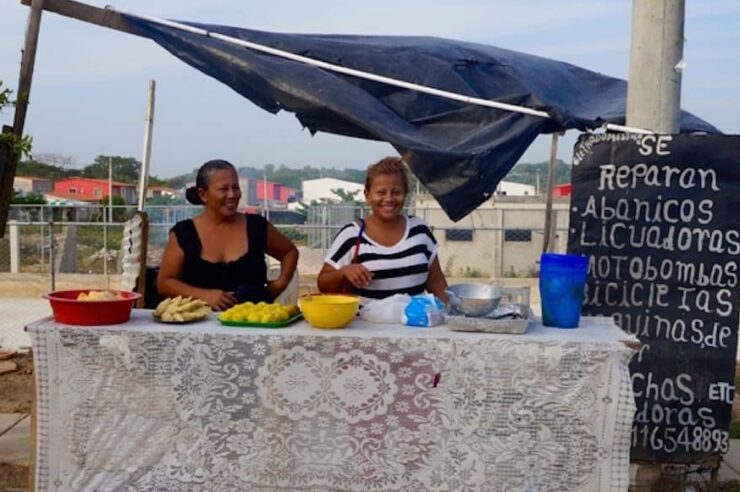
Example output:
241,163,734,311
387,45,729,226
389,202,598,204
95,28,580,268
33,152,75,168
237,166,262,179
148,176,169,187
166,170,197,189
330,188,361,204
147,194,185,206
339,168,366,184
269,164,304,189
505,160,571,190
0,81,32,157
16,159,73,181
11,190,46,205
97,195,128,222
81,155,141,183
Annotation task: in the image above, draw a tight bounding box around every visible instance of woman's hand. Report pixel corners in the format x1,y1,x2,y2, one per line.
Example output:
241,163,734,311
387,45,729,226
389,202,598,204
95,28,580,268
202,289,238,311
267,278,289,300
341,264,373,289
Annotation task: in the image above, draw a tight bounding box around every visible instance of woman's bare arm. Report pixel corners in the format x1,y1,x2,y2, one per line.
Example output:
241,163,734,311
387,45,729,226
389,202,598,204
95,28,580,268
425,256,449,303
265,222,299,298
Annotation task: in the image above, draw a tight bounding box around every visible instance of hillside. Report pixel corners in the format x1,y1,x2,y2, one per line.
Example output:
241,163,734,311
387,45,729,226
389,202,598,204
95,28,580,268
19,155,571,192
505,159,571,188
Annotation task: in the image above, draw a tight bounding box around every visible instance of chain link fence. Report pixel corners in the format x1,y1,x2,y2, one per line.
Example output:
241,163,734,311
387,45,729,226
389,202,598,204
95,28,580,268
0,202,569,351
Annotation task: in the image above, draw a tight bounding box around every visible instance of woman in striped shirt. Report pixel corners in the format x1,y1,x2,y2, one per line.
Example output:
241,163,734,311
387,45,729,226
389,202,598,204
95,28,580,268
318,157,448,305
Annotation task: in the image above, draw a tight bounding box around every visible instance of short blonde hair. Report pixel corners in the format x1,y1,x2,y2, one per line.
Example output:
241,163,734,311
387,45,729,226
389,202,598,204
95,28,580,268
365,157,410,194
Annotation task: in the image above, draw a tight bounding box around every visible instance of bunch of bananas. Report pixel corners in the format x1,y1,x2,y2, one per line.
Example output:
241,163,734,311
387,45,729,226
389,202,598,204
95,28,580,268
219,301,299,324
154,296,211,322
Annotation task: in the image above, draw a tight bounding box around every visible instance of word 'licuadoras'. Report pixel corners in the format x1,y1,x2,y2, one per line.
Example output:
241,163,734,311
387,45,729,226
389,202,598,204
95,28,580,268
578,221,740,255
598,164,719,192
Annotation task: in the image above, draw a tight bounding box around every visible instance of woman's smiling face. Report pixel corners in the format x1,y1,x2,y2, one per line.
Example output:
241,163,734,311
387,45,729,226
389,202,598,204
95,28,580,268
199,168,241,216
365,172,406,221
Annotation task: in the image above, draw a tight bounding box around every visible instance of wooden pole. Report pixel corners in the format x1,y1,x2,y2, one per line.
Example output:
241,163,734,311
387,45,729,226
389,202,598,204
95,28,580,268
19,0,142,37
542,132,560,254
135,211,149,308
0,0,45,236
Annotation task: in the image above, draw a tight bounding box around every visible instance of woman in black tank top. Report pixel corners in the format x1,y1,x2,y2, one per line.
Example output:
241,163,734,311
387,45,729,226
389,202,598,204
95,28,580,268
157,160,298,310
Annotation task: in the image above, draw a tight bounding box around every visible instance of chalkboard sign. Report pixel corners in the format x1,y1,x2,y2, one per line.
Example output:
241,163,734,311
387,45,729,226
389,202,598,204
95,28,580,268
568,134,740,463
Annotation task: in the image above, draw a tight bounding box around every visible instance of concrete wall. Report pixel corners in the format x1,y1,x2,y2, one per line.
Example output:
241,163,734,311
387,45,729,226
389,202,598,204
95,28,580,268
414,195,570,278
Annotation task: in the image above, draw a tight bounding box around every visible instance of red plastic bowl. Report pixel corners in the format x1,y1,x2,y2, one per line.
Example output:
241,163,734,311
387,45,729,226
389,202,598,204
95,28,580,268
43,289,142,326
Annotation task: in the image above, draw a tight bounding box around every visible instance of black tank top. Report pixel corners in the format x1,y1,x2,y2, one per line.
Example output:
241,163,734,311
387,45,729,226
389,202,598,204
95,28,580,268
171,214,271,302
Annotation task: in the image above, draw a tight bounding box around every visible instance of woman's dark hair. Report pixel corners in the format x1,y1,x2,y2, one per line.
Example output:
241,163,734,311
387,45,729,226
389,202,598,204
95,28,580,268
185,159,237,205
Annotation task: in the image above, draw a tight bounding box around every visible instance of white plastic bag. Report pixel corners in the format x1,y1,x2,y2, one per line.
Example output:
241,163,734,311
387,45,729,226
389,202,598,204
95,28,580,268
360,294,411,324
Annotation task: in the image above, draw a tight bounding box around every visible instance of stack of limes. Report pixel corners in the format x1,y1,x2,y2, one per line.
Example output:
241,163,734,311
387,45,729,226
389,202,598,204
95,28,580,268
219,301,300,324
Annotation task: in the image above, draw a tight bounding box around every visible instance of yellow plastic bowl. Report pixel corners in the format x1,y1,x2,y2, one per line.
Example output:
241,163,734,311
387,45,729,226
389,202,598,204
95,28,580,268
299,294,359,329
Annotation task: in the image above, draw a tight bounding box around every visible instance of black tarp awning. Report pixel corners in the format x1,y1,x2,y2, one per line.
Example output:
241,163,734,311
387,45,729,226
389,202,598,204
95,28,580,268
123,15,719,221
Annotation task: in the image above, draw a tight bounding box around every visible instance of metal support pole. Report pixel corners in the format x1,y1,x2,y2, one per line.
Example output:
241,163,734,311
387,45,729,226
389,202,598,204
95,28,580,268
108,156,112,222
9,220,21,273
40,222,44,270
49,220,55,291
542,133,560,254
105,156,111,277
263,172,270,220
626,0,685,132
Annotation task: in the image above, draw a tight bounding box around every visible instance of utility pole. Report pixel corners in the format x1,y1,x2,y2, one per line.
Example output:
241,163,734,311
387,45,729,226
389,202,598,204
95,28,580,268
263,172,270,220
625,3,685,488
108,156,113,222
626,0,685,132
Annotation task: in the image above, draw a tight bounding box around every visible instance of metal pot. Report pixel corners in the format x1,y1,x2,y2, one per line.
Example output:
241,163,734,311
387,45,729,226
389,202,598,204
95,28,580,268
445,283,503,317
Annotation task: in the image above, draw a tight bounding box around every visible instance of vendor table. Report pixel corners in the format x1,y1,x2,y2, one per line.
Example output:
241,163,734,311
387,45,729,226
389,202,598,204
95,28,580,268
27,312,637,491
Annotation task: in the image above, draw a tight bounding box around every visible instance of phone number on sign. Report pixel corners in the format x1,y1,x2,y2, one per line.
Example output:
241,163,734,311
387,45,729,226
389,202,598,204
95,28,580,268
632,425,729,454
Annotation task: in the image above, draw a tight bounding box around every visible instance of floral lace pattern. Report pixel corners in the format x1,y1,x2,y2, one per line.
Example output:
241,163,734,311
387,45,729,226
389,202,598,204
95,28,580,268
29,322,635,491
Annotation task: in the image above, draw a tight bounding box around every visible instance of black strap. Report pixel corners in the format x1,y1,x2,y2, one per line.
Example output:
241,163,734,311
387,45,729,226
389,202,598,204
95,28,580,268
351,218,365,264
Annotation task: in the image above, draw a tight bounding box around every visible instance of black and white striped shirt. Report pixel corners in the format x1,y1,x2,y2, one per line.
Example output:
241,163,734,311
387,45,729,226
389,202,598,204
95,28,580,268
324,216,438,305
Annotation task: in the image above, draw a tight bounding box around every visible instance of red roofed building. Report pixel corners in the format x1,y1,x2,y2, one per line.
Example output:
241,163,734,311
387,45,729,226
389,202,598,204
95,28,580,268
52,178,138,203
242,178,297,206
552,183,571,198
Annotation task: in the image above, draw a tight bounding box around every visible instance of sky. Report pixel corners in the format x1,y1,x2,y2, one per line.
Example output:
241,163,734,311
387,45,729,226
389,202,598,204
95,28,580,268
1,1,739,179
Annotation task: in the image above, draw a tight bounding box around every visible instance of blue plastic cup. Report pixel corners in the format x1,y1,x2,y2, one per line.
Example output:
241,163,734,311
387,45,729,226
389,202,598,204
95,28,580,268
539,253,589,328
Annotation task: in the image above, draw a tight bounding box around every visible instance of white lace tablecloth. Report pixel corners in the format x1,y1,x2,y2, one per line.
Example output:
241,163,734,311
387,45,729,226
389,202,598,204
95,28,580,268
27,312,637,491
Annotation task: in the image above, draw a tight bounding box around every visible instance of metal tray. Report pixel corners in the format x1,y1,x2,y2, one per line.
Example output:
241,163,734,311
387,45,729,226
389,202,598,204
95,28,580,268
447,304,533,334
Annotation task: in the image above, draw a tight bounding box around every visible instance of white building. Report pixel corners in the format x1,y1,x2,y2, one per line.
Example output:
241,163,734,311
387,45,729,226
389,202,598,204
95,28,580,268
302,177,365,203
494,180,536,196
13,176,53,194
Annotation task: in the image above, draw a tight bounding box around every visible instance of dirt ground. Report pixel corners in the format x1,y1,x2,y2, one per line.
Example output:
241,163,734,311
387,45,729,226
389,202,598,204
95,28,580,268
0,463,27,491
0,272,121,298
0,352,33,414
